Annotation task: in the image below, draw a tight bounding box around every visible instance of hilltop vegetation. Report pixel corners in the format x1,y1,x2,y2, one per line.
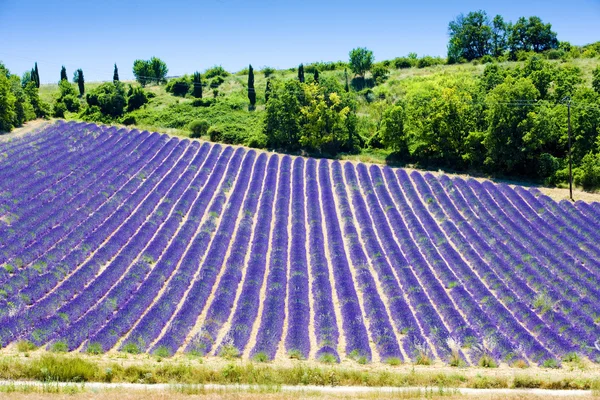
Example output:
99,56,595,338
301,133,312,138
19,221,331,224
2,10,600,190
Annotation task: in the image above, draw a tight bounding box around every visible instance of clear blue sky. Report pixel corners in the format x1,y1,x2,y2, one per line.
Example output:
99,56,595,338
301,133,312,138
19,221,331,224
1,0,599,83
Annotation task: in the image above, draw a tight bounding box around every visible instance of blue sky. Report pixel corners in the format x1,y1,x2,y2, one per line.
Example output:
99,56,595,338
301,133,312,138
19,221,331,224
1,0,599,83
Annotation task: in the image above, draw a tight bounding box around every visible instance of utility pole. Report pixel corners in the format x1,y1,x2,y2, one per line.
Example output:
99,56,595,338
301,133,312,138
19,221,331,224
562,96,574,201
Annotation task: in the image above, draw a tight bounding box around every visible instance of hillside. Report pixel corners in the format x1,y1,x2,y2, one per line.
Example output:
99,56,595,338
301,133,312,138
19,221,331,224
1,121,599,367
32,55,600,197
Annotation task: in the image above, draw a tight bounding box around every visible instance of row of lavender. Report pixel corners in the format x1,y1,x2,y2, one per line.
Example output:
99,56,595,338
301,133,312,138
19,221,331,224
1,121,599,365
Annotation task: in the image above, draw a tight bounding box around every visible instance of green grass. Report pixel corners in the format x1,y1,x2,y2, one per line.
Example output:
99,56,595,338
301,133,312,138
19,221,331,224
0,353,599,390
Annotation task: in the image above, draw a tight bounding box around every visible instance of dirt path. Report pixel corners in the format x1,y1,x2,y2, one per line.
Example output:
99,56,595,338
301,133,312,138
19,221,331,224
0,119,51,142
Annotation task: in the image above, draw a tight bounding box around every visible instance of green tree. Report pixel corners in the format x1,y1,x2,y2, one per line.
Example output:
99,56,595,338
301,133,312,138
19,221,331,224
85,81,126,117
76,69,85,97
34,62,40,88
0,72,16,132
404,77,478,167
491,15,508,57
24,81,49,118
483,76,539,174
9,75,34,126
21,71,32,88
349,47,374,77
150,57,168,84
379,104,406,152
127,85,148,111
192,71,203,98
298,64,305,83
574,152,600,190
299,83,351,153
247,64,256,107
447,10,492,62
133,59,152,86
526,16,558,52
113,63,119,82
508,16,558,56
265,79,272,103
592,66,600,94
480,63,505,92
570,88,600,163
522,55,554,99
60,65,67,82
265,79,303,149
57,79,80,112
344,68,349,92
371,63,389,85
165,75,190,96
552,64,582,101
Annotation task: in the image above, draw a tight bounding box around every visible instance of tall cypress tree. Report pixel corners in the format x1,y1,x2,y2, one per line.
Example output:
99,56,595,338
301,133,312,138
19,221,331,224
248,64,256,107
313,68,319,83
34,62,40,88
113,63,119,82
192,71,203,98
60,66,67,82
298,64,305,83
76,69,85,97
344,68,349,92
265,79,272,103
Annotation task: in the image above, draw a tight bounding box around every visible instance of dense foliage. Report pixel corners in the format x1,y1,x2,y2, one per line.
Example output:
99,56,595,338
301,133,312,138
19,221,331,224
133,57,168,86
448,11,558,63
0,62,47,132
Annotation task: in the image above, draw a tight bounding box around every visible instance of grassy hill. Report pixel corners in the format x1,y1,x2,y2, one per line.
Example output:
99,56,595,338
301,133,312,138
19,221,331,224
39,58,599,133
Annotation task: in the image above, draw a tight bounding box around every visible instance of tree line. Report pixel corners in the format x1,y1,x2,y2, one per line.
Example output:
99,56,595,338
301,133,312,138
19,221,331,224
447,11,559,63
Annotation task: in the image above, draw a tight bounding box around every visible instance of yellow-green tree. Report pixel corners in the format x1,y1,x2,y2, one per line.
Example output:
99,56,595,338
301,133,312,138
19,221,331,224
299,83,350,153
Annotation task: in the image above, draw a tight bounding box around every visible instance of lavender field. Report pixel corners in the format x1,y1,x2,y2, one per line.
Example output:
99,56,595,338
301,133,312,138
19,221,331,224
0,121,599,367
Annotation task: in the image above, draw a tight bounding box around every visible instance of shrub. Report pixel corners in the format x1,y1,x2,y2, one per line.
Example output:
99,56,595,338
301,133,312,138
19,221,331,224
189,119,210,138
122,342,141,354
546,49,565,60
252,352,269,362
208,125,223,142
85,82,126,118
371,63,389,84
85,342,104,355
261,66,275,78
153,346,171,358
120,115,136,125
16,340,37,352
392,57,413,69
204,65,229,79
218,344,240,359
127,86,148,111
481,55,494,64
210,76,225,88
191,98,214,107
478,354,498,368
50,341,68,353
318,352,337,364
52,101,67,118
385,357,402,366
417,56,444,68
542,358,560,368
35,354,98,382
574,152,600,191
61,94,80,112
165,76,191,96
537,153,559,179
